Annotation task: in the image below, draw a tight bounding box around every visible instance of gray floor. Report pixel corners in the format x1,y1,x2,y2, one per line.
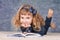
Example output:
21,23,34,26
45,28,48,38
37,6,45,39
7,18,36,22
0,32,60,40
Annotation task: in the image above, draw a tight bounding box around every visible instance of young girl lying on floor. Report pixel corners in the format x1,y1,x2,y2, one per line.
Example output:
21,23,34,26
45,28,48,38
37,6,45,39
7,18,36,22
11,4,56,36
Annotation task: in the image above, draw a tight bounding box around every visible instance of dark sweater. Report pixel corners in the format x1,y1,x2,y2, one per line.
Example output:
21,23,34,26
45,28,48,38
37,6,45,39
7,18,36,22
20,17,52,36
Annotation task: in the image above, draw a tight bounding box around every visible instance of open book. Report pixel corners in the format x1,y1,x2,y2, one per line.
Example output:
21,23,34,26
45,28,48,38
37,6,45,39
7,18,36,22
7,33,41,37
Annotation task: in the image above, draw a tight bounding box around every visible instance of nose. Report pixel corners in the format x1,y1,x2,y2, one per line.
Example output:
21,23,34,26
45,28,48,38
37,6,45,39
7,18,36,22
23,19,28,23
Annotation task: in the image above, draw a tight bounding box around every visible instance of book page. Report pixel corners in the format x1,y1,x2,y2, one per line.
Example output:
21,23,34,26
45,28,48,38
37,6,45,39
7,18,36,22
7,33,41,37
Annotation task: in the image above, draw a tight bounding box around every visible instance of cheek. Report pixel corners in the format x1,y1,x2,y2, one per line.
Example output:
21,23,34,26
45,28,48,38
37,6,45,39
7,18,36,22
20,19,23,23
28,18,32,24
20,19,32,24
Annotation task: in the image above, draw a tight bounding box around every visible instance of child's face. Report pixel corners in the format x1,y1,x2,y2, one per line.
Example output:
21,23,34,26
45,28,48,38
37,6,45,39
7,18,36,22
20,12,33,28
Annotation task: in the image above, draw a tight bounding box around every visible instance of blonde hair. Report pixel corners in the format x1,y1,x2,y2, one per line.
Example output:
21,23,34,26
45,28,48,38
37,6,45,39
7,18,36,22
11,4,45,31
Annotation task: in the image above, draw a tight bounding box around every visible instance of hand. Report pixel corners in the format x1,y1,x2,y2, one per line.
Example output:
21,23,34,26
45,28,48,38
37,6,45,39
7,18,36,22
47,9,54,18
22,32,27,34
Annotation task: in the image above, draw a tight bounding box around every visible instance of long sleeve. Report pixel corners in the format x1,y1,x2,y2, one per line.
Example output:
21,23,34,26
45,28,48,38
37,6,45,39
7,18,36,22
39,16,52,36
44,16,52,35
19,17,52,36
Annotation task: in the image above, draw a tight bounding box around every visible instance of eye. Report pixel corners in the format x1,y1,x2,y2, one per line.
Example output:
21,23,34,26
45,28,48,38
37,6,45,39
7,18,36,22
21,17,24,19
26,17,30,19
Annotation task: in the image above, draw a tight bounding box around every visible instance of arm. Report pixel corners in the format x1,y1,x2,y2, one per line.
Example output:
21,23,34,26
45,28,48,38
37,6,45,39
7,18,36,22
39,9,54,36
44,9,54,35
30,9,54,36
43,16,52,35
38,17,52,36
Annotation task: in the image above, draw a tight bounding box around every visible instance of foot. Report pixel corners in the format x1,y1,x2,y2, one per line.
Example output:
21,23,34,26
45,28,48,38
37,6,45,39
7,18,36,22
50,22,56,29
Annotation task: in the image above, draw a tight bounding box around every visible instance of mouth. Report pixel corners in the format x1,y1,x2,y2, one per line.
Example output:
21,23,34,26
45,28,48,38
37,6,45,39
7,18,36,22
21,23,31,28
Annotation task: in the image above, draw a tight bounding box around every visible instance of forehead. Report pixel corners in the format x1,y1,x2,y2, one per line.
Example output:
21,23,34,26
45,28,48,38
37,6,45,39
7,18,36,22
20,14,32,17
20,9,32,15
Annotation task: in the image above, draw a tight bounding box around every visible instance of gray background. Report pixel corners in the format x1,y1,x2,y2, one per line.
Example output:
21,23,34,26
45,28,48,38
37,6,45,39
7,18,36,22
0,0,60,32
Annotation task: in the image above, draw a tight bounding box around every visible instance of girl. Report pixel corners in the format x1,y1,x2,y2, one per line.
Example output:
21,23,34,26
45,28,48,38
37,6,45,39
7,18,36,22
11,4,55,36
